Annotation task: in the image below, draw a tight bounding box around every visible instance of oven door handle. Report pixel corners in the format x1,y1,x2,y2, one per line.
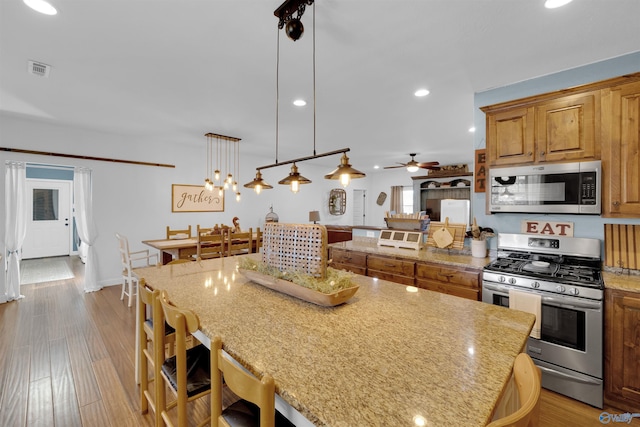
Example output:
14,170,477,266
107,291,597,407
536,365,602,385
483,283,601,310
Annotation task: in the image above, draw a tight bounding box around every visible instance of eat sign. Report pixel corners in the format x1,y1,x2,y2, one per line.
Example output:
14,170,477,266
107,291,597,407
520,220,574,237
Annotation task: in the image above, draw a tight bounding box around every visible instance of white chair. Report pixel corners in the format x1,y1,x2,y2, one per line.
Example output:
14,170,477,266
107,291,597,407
116,232,158,307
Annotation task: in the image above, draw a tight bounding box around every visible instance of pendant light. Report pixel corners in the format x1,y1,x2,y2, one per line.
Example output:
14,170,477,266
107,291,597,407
203,132,241,201
278,163,312,193
243,170,273,194
324,152,366,187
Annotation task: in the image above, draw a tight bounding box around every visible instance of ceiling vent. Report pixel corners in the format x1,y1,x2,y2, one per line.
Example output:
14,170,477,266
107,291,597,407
27,60,51,77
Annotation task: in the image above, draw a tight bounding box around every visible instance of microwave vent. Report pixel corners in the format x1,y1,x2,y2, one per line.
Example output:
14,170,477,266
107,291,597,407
27,60,51,78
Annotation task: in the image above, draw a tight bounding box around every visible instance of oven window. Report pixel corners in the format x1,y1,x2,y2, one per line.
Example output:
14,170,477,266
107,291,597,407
541,304,586,351
491,294,586,351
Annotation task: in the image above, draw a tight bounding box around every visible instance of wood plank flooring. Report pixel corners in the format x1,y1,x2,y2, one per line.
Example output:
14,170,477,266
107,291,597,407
1,256,638,426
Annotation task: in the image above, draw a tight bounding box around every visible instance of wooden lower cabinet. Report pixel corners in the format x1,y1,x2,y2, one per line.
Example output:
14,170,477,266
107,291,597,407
329,247,367,275
605,288,640,412
415,262,481,301
366,255,415,286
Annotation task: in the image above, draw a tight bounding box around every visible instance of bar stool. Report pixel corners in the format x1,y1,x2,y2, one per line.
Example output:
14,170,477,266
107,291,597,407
211,336,294,427
138,281,176,427
158,291,211,427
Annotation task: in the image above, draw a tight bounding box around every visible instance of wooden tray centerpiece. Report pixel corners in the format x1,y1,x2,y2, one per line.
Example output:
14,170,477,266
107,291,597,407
238,223,359,306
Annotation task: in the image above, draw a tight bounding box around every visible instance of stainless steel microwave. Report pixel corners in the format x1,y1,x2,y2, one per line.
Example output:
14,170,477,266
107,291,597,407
489,160,601,214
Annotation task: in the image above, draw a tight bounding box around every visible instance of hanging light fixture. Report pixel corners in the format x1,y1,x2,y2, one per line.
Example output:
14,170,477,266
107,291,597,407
204,132,241,201
324,152,366,188
278,163,312,193
243,170,273,194
243,0,365,194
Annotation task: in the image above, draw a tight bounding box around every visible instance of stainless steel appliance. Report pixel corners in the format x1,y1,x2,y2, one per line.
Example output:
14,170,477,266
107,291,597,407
489,160,601,214
482,233,604,408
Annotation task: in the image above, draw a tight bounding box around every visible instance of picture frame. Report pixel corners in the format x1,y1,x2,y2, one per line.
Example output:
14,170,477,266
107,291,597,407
171,184,224,212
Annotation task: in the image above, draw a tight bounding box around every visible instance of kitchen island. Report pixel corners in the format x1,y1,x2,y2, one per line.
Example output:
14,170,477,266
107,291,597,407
135,254,534,426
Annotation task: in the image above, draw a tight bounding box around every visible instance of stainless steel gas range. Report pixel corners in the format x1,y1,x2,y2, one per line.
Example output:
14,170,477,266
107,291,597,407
482,233,604,408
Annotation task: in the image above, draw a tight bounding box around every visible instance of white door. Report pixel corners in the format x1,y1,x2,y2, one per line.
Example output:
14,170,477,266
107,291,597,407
352,189,366,226
22,179,73,259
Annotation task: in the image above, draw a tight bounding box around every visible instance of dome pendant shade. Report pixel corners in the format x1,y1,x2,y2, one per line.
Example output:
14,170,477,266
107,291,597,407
243,170,273,194
324,153,366,187
278,164,312,193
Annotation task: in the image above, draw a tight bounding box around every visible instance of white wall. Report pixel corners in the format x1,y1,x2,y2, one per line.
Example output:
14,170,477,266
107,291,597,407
472,52,640,250
0,114,422,287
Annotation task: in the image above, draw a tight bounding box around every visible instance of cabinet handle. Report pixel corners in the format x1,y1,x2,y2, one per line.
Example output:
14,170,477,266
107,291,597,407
613,201,620,207
540,151,545,156
438,273,454,278
527,152,533,156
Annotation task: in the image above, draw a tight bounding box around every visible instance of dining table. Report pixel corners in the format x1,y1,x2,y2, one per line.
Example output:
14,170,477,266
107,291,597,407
134,254,534,426
142,233,259,264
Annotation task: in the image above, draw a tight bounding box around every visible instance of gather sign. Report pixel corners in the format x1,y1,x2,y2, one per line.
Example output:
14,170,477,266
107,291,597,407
171,184,224,212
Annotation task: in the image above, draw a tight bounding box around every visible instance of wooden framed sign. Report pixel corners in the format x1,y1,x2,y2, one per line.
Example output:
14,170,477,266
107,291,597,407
171,184,224,212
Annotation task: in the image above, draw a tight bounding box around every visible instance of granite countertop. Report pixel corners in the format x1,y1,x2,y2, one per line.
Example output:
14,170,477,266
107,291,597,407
330,239,493,270
603,270,640,293
135,255,533,427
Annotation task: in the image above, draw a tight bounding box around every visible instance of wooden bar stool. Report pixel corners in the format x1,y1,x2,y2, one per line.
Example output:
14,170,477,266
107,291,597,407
487,353,541,427
158,291,211,427
138,281,176,426
211,336,294,427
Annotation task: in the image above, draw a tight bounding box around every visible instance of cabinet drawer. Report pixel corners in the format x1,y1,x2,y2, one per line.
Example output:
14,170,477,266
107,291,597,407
415,263,480,289
416,279,480,301
367,255,415,276
331,249,367,268
331,262,366,276
367,269,415,286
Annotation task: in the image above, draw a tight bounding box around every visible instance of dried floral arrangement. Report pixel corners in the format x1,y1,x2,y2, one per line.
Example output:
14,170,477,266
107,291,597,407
238,257,355,294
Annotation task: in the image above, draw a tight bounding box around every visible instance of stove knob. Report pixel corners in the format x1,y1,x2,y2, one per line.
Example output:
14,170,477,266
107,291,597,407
556,285,566,293
499,276,506,283
531,282,540,289
569,288,579,296
508,277,517,285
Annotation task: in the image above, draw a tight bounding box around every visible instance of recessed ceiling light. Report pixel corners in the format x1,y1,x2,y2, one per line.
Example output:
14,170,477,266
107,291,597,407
293,99,306,107
374,165,380,169
468,127,476,133
23,0,57,15
414,89,430,97
545,0,573,9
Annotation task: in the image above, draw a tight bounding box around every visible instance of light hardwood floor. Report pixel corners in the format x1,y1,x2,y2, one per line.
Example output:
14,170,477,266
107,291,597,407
0,256,637,426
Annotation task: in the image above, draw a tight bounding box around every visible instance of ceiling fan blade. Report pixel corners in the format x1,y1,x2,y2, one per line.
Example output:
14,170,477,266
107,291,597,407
383,165,406,169
416,161,439,167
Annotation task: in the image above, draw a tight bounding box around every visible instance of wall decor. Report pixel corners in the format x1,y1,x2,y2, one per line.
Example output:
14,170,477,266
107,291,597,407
474,149,486,193
376,192,387,206
171,184,224,212
329,188,346,215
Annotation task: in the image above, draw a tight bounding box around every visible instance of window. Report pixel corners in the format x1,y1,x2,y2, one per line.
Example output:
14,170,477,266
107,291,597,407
402,187,413,214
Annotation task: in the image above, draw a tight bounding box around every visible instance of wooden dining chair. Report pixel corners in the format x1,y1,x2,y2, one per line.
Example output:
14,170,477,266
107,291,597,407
138,281,175,427
196,231,226,260
166,225,192,240
158,291,211,427
487,353,541,427
255,227,263,253
197,224,214,236
116,232,158,307
227,228,253,257
211,336,294,427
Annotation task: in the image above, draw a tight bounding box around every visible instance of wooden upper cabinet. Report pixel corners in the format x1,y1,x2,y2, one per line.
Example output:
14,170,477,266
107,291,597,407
602,80,640,217
535,91,599,163
484,91,600,167
486,107,535,166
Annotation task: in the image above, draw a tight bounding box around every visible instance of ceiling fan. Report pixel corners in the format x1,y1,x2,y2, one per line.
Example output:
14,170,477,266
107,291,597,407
383,153,440,172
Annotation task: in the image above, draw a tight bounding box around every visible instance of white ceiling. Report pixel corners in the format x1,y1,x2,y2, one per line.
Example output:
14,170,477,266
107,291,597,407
1,0,639,172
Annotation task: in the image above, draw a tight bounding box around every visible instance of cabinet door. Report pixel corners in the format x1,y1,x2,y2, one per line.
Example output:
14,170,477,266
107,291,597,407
605,289,640,412
535,91,599,163
487,107,535,166
367,255,415,276
602,81,640,217
415,262,480,289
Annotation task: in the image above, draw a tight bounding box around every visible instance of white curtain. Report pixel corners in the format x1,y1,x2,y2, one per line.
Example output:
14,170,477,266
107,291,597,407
3,161,27,303
74,167,101,293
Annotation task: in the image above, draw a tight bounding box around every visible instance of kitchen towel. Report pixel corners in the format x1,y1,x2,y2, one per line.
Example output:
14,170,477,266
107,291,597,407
509,289,541,339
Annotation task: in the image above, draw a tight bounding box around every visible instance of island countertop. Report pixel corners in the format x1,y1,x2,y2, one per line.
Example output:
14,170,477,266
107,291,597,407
330,239,492,270
135,255,533,426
